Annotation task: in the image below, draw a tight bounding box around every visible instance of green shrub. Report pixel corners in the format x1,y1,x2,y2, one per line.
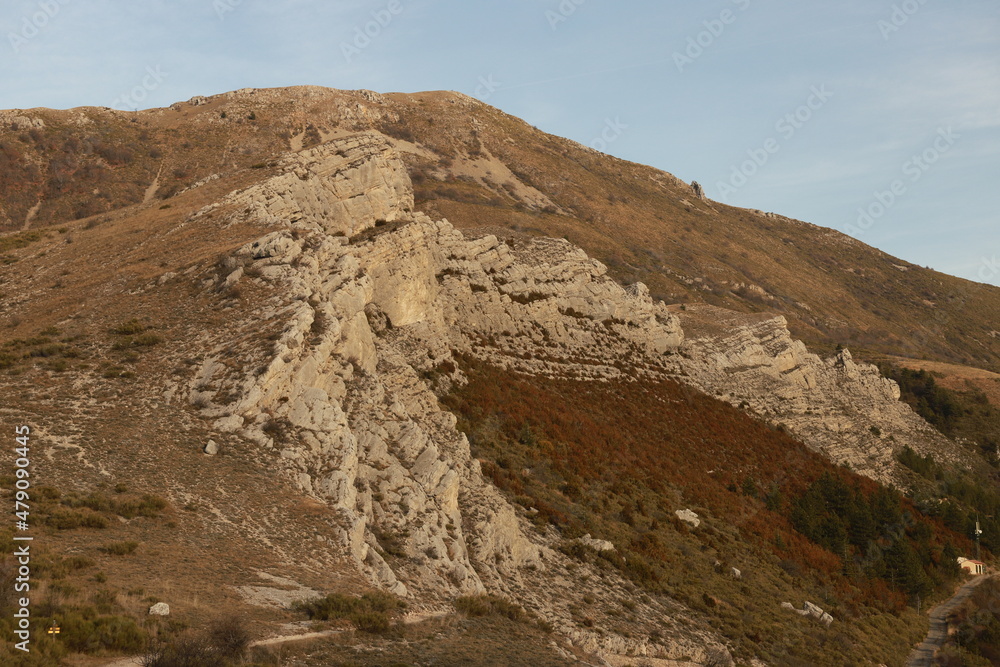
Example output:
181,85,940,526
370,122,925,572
143,634,213,666
112,332,163,350
31,344,65,357
112,319,146,335
44,358,68,372
61,612,145,653
293,590,403,633
454,595,492,617
91,589,118,613
46,509,107,530
351,611,391,633
107,493,168,519
897,445,936,479
99,541,139,556
80,513,109,529
65,556,96,570
134,333,164,346
454,594,524,621
207,615,252,660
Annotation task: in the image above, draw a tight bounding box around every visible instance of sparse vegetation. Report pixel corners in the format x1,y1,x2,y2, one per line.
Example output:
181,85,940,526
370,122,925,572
0,548,150,664
938,578,1000,664
142,615,254,667
112,318,149,335
2,89,999,666
0,230,42,254
1,330,87,372
112,332,164,349
880,361,1000,457
99,540,140,556
444,355,966,663
373,526,409,558
293,590,405,633
455,594,525,621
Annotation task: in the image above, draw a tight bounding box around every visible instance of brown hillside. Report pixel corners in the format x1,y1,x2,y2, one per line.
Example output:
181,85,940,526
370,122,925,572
887,356,1000,409
0,90,996,665
2,85,998,373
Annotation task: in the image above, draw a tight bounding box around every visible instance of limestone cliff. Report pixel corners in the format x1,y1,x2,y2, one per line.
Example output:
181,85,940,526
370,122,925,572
170,130,959,663
673,305,961,485
175,133,719,663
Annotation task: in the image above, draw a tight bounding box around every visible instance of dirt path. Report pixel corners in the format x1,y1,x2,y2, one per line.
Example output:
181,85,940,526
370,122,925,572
906,574,989,666
142,163,164,205
99,610,450,666
99,629,348,666
22,199,41,230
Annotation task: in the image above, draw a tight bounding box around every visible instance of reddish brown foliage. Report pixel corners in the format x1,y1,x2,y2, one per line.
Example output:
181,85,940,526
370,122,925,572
445,357,967,603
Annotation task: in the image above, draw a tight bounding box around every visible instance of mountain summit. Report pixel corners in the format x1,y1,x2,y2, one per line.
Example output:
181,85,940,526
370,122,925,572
1,87,999,665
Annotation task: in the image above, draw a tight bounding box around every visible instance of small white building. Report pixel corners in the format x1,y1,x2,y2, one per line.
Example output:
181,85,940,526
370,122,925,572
957,557,985,575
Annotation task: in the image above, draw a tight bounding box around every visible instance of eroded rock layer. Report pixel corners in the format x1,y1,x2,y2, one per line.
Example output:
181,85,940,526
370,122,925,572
171,132,958,663
177,133,720,662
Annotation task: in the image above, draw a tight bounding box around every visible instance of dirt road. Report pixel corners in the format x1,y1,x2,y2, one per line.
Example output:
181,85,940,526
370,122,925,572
906,574,989,667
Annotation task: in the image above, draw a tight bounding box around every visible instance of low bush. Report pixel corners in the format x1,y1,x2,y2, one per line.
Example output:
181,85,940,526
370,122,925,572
61,611,145,653
99,541,139,556
112,333,164,350
46,509,108,530
206,615,252,661
293,590,404,633
112,319,147,335
61,490,168,519
454,594,525,621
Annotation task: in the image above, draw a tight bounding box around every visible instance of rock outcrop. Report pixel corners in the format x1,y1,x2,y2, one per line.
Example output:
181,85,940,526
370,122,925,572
219,131,413,236
148,603,170,616
176,132,720,662
673,304,959,484
171,129,954,662
782,600,834,627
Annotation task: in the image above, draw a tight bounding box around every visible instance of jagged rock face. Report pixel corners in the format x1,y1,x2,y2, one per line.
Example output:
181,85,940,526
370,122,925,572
674,304,958,484
180,130,952,661
222,131,413,235
184,133,721,662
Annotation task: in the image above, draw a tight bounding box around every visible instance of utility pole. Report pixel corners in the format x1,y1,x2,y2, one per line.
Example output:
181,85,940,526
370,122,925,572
975,513,983,562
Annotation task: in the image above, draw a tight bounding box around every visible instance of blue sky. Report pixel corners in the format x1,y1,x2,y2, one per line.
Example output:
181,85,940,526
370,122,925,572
2,0,998,285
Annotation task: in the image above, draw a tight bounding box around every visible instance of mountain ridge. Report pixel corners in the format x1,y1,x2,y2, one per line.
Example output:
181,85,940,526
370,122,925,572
0,86,998,665
2,85,998,374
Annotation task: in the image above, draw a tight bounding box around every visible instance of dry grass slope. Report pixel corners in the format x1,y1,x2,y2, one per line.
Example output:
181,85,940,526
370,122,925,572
3,85,999,372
